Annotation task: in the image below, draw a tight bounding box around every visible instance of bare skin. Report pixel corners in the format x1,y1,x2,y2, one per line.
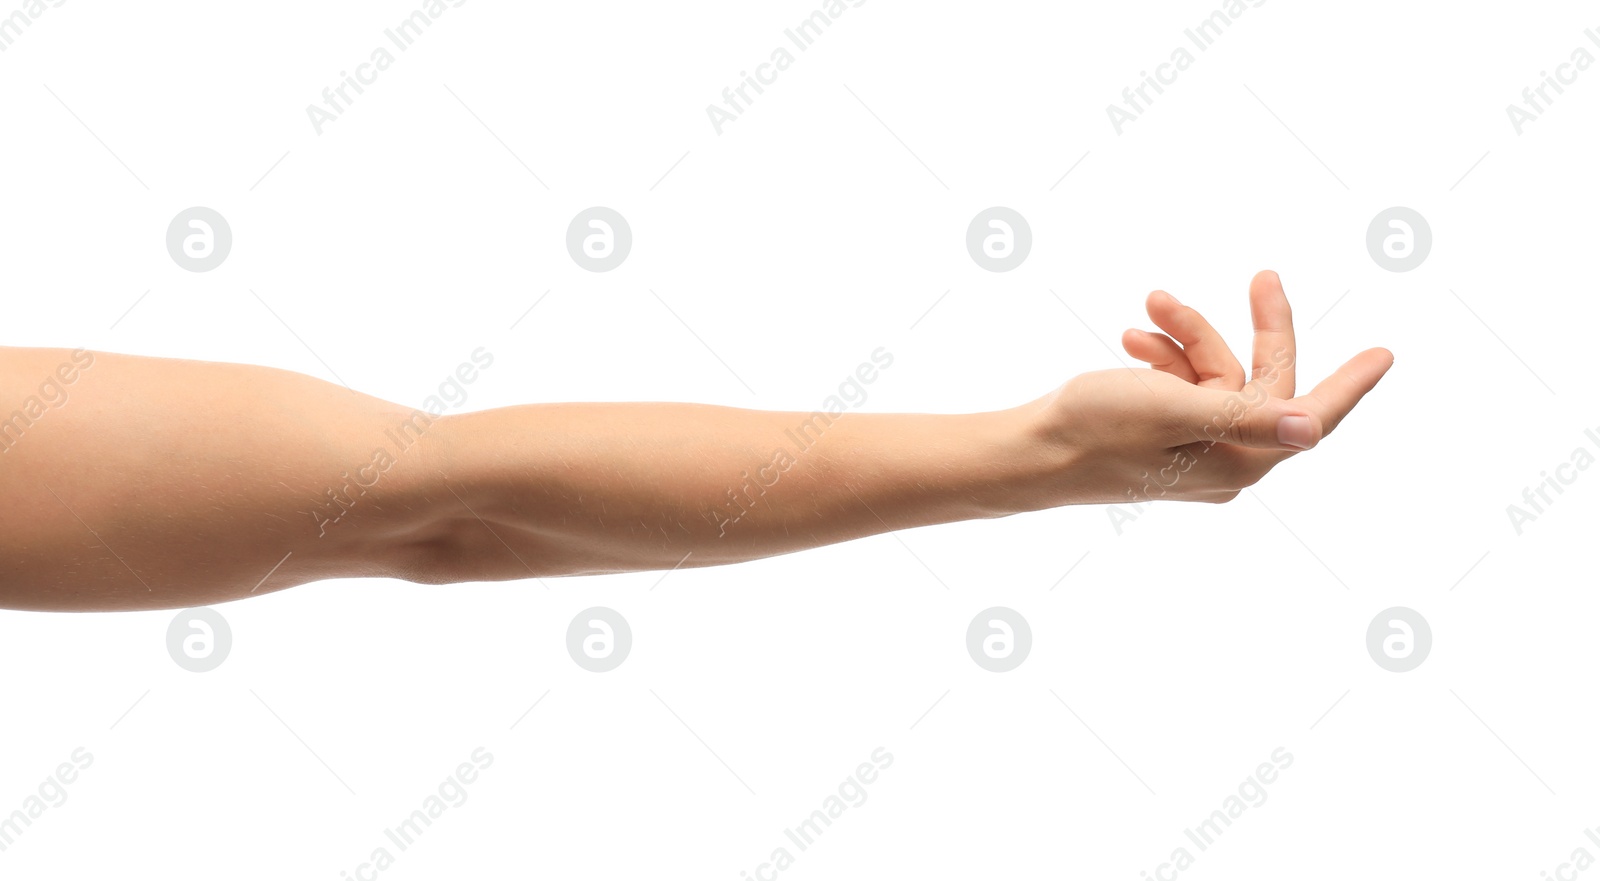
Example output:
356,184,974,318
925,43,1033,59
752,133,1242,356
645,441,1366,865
0,271,1392,612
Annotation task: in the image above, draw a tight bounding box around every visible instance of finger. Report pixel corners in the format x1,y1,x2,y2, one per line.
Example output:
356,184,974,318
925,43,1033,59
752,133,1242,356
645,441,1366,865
1146,290,1246,391
1290,347,1395,440
1121,328,1200,383
1248,270,1296,397
1163,347,1392,451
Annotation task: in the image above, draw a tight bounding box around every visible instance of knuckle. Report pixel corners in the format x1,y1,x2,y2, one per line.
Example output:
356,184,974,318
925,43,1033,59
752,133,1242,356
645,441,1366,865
1229,419,1262,448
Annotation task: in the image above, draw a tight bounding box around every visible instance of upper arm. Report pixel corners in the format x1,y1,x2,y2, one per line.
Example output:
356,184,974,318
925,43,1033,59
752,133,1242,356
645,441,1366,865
0,346,446,611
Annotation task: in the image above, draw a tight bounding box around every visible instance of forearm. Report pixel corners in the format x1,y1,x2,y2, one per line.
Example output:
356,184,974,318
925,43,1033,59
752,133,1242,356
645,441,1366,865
426,402,1057,578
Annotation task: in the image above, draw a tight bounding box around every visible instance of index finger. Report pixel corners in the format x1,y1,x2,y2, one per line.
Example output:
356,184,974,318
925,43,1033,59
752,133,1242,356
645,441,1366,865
1290,346,1395,444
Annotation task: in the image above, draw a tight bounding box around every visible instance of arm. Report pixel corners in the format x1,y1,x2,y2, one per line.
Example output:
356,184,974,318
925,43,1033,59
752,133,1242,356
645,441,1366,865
0,271,1392,612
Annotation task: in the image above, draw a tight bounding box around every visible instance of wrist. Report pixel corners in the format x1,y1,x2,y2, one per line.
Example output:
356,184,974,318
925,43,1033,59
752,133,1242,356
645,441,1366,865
957,404,1081,518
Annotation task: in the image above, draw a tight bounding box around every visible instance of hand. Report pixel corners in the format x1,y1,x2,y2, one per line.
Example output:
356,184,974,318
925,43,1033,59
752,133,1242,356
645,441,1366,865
1022,270,1393,506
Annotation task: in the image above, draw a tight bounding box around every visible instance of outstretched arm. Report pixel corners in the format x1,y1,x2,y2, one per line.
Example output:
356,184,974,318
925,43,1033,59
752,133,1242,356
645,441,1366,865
0,271,1391,612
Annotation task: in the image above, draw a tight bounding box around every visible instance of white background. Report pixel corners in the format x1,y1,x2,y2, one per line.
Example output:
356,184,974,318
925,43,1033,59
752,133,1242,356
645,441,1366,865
3,1,1598,878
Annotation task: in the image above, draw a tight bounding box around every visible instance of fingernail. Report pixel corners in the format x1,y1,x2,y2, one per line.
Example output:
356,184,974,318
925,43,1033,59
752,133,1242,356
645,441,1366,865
1277,415,1315,450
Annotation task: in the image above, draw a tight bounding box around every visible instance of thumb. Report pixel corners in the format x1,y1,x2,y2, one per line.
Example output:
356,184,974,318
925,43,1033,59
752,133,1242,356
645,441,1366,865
1169,348,1393,451
1169,384,1322,451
